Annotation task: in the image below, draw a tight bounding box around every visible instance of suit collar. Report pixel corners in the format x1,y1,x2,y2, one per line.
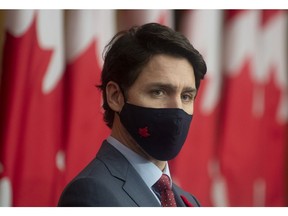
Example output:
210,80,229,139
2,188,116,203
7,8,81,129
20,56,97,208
97,140,160,207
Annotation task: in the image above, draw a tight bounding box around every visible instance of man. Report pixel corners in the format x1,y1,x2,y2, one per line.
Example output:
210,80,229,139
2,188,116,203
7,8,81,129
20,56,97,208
58,22,207,207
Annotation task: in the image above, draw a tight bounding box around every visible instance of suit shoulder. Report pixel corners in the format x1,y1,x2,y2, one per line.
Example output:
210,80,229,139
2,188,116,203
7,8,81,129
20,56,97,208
58,175,125,207
75,157,110,178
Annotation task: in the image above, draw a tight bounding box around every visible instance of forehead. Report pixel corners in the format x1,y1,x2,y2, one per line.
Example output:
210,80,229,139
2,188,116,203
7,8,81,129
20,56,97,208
134,54,195,88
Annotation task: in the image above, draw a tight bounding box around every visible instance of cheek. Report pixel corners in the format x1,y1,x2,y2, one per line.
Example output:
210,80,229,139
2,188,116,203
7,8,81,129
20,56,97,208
128,93,167,109
126,90,149,106
132,98,164,108
183,103,194,115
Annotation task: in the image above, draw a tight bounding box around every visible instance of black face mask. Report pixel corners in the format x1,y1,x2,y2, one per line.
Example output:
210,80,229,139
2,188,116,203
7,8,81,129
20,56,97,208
119,103,193,161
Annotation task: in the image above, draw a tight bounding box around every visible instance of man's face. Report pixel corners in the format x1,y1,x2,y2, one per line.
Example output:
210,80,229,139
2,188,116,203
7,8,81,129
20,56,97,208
125,54,196,115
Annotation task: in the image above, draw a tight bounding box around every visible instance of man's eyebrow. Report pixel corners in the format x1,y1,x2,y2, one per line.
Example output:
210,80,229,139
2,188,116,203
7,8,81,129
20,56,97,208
183,87,197,95
146,82,178,91
148,82,177,89
146,82,197,94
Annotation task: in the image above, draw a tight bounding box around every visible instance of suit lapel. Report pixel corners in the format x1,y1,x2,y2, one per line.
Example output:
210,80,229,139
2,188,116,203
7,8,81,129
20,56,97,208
97,141,160,207
123,166,160,207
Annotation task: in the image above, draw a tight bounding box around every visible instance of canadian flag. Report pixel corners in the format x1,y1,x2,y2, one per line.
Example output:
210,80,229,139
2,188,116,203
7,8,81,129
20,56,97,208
256,10,287,207
219,9,263,207
219,10,287,206
0,9,116,207
0,10,65,206
62,10,115,185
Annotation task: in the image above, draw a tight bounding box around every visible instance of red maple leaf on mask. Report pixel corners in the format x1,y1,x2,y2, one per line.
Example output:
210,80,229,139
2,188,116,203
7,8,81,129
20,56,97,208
138,127,150,138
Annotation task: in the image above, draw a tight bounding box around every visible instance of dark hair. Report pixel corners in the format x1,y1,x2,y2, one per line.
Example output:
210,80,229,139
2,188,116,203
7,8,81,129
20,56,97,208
97,22,207,128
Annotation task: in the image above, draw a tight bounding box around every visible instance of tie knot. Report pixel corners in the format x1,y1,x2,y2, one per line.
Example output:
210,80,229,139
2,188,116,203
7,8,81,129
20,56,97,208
154,174,171,192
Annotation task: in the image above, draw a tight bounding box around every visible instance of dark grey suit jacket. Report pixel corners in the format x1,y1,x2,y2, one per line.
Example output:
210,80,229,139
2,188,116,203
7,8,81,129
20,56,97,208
58,140,201,207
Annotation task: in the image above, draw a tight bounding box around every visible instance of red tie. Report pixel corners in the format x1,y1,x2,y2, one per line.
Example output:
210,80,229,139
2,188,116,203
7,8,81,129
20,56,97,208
154,174,177,207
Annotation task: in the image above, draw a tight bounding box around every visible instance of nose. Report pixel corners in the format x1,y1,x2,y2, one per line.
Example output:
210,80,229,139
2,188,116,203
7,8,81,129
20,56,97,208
166,95,194,115
167,96,183,109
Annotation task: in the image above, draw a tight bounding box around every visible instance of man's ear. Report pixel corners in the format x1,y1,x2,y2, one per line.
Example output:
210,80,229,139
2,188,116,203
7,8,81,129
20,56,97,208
106,81,125,112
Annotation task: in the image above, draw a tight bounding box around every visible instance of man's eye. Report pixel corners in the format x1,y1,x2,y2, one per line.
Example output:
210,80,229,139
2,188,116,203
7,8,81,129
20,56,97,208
181,94,194,102
151,89,164,97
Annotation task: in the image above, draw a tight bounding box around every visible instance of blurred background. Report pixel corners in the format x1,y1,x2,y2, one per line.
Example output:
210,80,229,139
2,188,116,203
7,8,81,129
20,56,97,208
0,9,287,207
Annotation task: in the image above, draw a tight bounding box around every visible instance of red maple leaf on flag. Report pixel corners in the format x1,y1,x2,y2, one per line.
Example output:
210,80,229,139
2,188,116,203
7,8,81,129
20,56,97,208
0,13,64,206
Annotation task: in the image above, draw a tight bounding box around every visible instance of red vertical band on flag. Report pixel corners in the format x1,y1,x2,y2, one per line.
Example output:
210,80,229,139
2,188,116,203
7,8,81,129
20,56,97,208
0,10,65,206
